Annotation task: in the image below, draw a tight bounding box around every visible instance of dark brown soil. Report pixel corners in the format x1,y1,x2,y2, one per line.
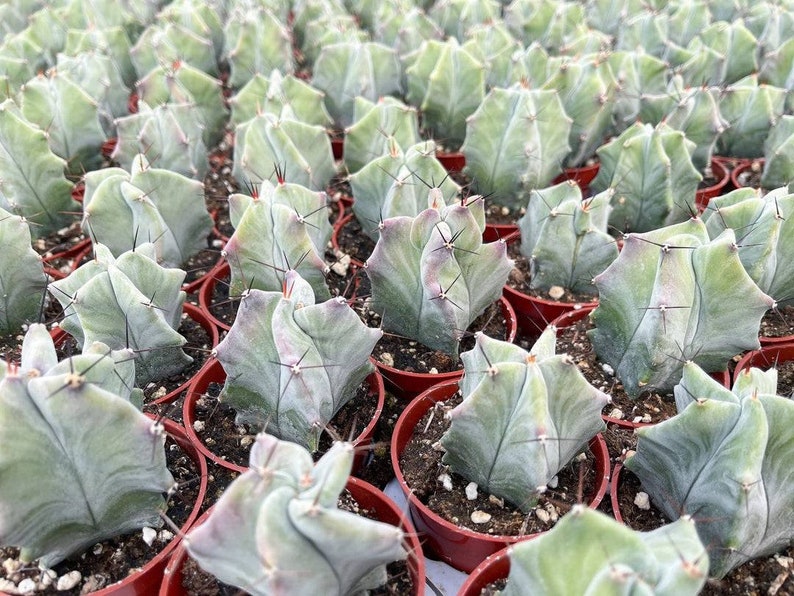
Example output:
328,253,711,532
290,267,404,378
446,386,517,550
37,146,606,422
733,159,764,191
760,305,794,340
333,212,378,265
0,432,201,595
399,392,599,537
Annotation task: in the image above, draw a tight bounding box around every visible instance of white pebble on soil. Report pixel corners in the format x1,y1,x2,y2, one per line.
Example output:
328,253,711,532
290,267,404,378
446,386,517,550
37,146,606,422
608,407,624,420
142,526,157,546
548,285,565,300
192,420,205,432
56,571,82,592
438,473,453,491
380,353,394,367
470,510,492,524
535,507,551,524
634,491,651,510
16,578,36,594
465,482,478,501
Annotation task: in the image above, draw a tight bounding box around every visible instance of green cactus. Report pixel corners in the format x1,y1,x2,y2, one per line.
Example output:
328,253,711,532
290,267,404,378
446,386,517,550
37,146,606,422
232,111,337,192
703,187,794,305
403,38,485,152
461,84,571,209
501,506,708,595
214,270,381,451
679,20,760,87
607,50,670,135
0,323,174,567
504,0,587,54
627,360,794,577
589,218,774,398
616,9,692,66
0,99,79,237
0,207,47,336
349,139,460,240
663,84,729,172
428,0,501,40
291,0,348,50
186,437,406,594
130,21,217,78
460,21,524,90
759,115,794,188
300,13,368,69
518,182,619,297
343,96,420,174
441,329,608,512
63,26,136,88
223,178,332,301
369,6,443,59
81,153,212,268
591,121,703,233
157,0,225,62
365,199,513,354
55,51,131,127
49,242,192,386
312,41,402,129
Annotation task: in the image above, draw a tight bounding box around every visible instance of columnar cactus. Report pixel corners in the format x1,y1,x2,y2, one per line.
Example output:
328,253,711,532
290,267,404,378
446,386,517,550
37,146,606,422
81,153,213,267
461,84,571,209
0,99,79,237
312,41,402,129
369,6,443,59
157,0,225,62
590,218,774,397
223,178,332,300
0,207,46,336
679,20,760,87
461,22,525,90
186,437,406,594
349,139,460,240
365,199,513,354
440,329,609,511
62,26,136,88
131,21,217,78
759,115,794,188
663,84,728,171
232,112,337,192
300,13,368,69
626,361,794,578
518,182,619,297
591,121,703,233
343,96,420,174
504,0,587,54
228,70,333,129
0,324,174,567
502,506,708,595
403,38,485,151
703,187,794,305
607,50,669,135
49,243,192,386
55,51,131,127
113,101,209,180
214,270,382,450
427,0,501,40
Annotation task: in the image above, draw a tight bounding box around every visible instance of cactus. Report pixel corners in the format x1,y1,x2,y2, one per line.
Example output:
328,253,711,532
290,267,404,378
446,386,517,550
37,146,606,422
291,0,348,51
343,96,420,174
365,199,513,354
501,506,708,594
131,21,217,79
679,20,760,87
113,100,209,180
0,324,174,567
81,153,213,268
157,0,225,62
49,242,192,386
607,50,670,135
461,84,571,209
403,38,485,152
504,0,587,54
666,0,713,51
223,178,332,300
759,115,794,188
584,0,646,37
312,41,402,129
214,270,381,451
715,75,787,159
759,36,794,104
228,70,332,130
591,121,703,233
518,182,619,297
369,6,443,59
17,69,108,173
349,140,460,240
626,360,794,577
703,187,794,305
0,207,47,336
589,218,774,398
186,437,406,594
427,0,501,41
55,51,131,127
462,20,524,90
63,26,136,88
440,329,608,511
135,60,228,148
232,111,336,192
0,99,79,237
222,5,294,90
542,53,618,169
19,6,67,68
616,9,692,66
663,84,728,172
300,13,369,69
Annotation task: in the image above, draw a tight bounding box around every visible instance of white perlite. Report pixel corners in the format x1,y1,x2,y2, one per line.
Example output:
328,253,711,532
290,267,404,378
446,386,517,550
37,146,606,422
380,352,394,367
634,491,651,510
535,507,551,524
192,420,205,432
438,473,453,491
142,526,157,546
470,510,492,524
608,407,624,420
16,578,36,594
465,482,478,501
56,571,82,592
548,285,565,300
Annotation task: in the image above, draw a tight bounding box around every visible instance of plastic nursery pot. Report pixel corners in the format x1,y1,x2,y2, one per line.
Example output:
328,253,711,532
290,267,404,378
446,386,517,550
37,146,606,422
730,158,764,190
435,150,465,173
458,545,513,596
183,358,385,475
197,261,232,332
331,212,369,269
694,157,730,211
390,379,610,573
159,477,426,596
733,342,794,387
331,135,344,160
482,222,518,243
19,418,209,596
609,461,631,524
101,138,118,160
41,236,92,280
503,281,598,338
374,296,518,401
552,161,600,193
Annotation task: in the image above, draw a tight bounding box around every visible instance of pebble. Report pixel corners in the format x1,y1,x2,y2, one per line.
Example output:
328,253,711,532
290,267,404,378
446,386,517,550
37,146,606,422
429,367,439,374
535,507,551,523
330,254,350,276
142,526,157,546
465,482,478,500
601,363,614,376
438,473,453,491
380,352,394,367
634,491,651,510
159,530,174,542
608,407,624,420
470,510,492,524
240,436,253,447
0,579,15,594
17,578,36,594
548,475,559,489
56,571,82,592
548,285,565,300
2,559,19,576
488,494,504,508
544,503,559,523
193,420,205,432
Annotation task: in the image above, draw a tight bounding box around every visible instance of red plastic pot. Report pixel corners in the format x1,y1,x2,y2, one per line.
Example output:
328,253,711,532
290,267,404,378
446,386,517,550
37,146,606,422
552,161,600,193
42,237,92,280
159,476,426,596
733,342,794,387
730,158,764,190
458,546,512,596
374,296,517,401
128,92,139,114
331,136,344,160
197,261,233,332
331,212,370,269
503,282,598,338
183,358,385,475
482,222,518,243
695,157,730,211
436,150,465,173
390,379,611,573
102,138,118,160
